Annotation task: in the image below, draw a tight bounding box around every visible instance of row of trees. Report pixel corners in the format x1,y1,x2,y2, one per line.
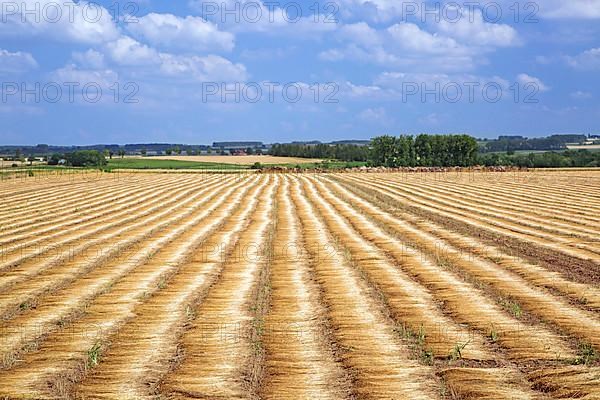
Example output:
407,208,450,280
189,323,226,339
102,149,126,159
370,135,479,167
479,134,587,153
48,150,107,167
270,135,479,167
479,149,600,168
269,143,370,162
160,146,260,156
39,140,600,169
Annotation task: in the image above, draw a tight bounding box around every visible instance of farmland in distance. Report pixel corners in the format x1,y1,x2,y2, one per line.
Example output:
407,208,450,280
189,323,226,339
0,170,598,399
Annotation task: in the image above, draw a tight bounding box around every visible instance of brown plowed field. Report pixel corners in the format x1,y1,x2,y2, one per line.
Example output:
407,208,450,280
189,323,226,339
0,170,599,399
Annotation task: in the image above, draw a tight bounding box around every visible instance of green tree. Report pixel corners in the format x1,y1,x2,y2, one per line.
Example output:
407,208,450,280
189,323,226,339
63,150,107,167
370,135,399,167
395,135,416,166
415,134,432,166
370,134,479,167
48,153,63,165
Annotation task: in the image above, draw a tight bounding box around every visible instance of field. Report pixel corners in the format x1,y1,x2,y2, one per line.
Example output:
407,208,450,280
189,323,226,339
106,158,251,170
567,145,600,151
151,155,324,165
0,160,33,168
0,170,599,399
104,157,359,172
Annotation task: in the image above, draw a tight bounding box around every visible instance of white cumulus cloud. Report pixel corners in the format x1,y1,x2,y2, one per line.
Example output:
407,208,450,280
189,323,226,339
566,48,600,70
72,49,106,69
0,0,120,44
105,36,161,66
0,49,38,74
517,73,550,92
436,9,519,47
127,13,235,52
321,22,478,72
158,53,247,81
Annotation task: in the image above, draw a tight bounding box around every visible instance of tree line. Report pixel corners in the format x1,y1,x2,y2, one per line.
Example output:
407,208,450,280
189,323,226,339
479,149,600,168
48,151,107,167
38,138,600,169
270,134,479,167
369,134,479,167
479,134,587,153
269,143,370,162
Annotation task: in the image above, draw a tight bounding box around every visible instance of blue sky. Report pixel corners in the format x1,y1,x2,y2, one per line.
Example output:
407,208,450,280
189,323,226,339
1,0,599,145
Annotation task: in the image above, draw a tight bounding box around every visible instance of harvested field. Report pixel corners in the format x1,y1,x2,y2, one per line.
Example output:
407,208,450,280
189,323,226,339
0,169,599,399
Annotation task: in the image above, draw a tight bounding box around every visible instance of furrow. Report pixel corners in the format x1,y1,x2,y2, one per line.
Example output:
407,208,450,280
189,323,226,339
0,175,221,299
411,177,600,228
74,176,272,399
0,175,202,269
391,171,600,219
0,175,241,366
0,175,177,238
0,173,149,221
404,179,600,236
0,175,187,248
527,366,600,399
0,172,123,208
259,177,350,400
321,175,576,361
337,178,600,350
371,175,600,252
0,175,261,399
331,177,600,310
496,174,600,204
412,218,600,310
159,176,277,399
439,368,543,399
0,175,213,278
290,176,438,399
300,176,491,361
343,174,600,264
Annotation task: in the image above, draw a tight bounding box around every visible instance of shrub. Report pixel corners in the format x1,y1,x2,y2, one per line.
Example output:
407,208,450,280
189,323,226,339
48,153,63,166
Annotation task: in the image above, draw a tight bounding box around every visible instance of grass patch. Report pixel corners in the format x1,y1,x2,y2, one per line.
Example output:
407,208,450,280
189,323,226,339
488,325,499,343
499,298,523,319
157,276,168,289
87,342,102,369
448,341,470,361
395,323,434,365
106,158,250,170
573,342,598,365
